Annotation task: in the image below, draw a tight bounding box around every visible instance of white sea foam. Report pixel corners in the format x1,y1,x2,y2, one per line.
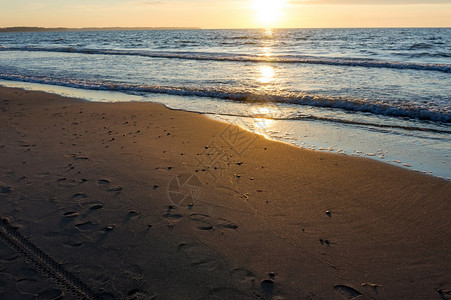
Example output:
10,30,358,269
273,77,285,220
0,73,449,123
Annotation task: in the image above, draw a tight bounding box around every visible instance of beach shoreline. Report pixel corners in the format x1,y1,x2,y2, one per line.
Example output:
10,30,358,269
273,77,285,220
0,86,450,299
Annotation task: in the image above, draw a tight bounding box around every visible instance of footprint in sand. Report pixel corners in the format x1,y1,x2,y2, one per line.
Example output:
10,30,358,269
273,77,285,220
162,206,183,228
57,177,88,187
0,248,19,263
71,154,89,160
89,203,103,210
74,221,97,232
108,186,123,192
70,193,88,201
35,172,52,178
437,288,451,300
189,214,213,230
97,179,110,185
189,213,238,231
63,211,80,218
63,238,82,247
209,269,277,300
163,212,183,219
83,264,109,283
260,279,275,300
334,284,363,299
17,176,32,185
97,179,123,193
0,185,12,195
230,267,256,290
177,242,220,271
16,278,41,295
123,210,141,224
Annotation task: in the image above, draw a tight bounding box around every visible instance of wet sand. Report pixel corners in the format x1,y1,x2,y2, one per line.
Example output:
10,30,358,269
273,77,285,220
0,86,450,299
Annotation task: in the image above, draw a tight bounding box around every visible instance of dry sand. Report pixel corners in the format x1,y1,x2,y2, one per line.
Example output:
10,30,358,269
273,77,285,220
0,86,450,299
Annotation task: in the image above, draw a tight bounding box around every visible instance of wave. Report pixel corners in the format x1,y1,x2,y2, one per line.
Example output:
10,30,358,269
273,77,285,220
409,43,434,50
1,74,450,123
1,46,450,73
205,112,450,134
286,115,450,134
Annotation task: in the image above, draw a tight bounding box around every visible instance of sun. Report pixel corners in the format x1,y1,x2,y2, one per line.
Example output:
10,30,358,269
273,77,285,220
253,0,286,28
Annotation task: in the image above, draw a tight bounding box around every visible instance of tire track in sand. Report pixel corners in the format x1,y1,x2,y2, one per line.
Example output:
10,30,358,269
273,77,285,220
0,217,100,299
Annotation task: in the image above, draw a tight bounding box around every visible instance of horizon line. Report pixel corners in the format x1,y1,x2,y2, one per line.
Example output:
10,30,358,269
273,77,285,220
1,26,450,33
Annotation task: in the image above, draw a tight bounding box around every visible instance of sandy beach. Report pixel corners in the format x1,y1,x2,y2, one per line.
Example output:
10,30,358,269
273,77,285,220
0,86,450,299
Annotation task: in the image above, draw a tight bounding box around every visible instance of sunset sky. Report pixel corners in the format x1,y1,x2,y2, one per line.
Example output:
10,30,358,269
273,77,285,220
0,0,450,29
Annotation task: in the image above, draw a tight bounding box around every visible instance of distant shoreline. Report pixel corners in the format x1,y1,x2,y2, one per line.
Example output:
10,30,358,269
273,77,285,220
0,26,201,33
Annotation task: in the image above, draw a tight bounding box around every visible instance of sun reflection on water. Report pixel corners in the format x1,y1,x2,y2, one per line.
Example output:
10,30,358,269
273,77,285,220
258,65,275,83
264,28,273,37
252,29,280,136
250,105,277,135
262,46,273,57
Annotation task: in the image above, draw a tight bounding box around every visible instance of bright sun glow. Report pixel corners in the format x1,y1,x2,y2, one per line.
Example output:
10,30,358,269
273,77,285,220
253,0,286,28
258,65,275,84
250,104,279,134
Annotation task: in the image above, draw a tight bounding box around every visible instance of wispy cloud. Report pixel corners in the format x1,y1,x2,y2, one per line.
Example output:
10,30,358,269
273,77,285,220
129,0,222,5
289,0,451,4
130,0,177,5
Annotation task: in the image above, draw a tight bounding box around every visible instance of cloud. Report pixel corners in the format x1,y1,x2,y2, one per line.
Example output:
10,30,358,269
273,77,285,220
127,0,244,8
129,0,218,5
130,0,175,5
289,0,451,4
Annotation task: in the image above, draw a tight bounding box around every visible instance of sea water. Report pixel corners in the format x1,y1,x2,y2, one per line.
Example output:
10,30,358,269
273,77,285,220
0,28,449,178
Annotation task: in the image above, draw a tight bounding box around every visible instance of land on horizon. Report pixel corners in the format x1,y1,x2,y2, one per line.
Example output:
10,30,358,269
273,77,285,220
0,26,201,33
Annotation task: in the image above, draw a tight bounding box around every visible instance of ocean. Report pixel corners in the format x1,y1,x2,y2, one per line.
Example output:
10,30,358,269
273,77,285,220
0,28,450,178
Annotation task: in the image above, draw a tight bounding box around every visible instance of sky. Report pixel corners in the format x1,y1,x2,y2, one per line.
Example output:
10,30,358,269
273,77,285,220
0,0,450,29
